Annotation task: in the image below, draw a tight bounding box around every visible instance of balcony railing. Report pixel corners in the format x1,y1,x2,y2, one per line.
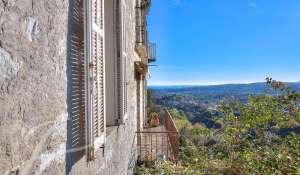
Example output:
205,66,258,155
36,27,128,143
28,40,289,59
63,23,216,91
148,42,156,63
164,110,179,156
137,110,179,162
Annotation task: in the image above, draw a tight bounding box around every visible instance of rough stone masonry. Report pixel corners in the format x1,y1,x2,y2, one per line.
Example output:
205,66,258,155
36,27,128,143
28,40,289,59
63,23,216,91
0,0,71,174
0,0,143,174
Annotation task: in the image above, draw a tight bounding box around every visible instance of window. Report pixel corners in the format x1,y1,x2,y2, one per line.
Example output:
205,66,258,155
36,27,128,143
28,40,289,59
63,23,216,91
71,0,128,162
71,0,105,162
105,0,128,126
86,0,106,161
88,0,106,159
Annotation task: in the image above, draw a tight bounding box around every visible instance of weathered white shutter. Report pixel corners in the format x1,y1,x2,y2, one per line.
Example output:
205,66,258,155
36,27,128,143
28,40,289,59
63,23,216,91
85,0,105,161
92,0,105,147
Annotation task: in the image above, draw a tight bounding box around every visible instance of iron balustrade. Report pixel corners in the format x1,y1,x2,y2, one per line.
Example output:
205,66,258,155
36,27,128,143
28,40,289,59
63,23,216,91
164,110,179,157
136,110,179,162
147,42,156,63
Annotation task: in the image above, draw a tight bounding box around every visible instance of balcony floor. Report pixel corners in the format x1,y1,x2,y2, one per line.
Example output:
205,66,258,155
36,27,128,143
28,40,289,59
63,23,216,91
143,125,166,132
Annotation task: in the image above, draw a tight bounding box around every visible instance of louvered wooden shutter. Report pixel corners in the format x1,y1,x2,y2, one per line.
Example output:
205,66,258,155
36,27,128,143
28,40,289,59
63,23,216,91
85,0,105,161
71,0,86,159
92,0,105,148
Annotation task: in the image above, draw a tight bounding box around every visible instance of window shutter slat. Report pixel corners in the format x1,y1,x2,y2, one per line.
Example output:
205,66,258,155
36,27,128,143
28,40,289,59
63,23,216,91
91,0,105,149
71,0,86,159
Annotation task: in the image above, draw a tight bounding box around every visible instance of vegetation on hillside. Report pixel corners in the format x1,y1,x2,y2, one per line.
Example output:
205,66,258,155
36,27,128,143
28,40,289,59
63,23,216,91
136,79,300,175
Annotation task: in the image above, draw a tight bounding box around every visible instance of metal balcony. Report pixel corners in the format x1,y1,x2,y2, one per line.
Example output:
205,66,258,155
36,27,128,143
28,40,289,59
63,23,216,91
147,42,156,63
137,110,179,162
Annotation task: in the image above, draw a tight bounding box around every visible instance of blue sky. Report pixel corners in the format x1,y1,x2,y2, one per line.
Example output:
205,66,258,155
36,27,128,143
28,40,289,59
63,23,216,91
147,0,300,85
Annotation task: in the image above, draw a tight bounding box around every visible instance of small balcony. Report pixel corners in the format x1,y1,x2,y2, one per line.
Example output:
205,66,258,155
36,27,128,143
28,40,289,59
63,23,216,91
137,110,179,162
147,42,156,63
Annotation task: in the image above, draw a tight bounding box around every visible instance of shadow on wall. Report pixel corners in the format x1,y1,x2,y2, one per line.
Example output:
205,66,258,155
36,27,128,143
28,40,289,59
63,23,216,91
65,0,86,174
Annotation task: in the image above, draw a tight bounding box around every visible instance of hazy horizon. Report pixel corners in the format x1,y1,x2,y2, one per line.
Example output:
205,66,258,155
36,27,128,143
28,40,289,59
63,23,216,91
148,80,300,87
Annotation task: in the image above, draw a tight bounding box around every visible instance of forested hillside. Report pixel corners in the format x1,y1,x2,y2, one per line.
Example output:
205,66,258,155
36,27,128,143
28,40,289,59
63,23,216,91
136,80,300,174
148,82,300,129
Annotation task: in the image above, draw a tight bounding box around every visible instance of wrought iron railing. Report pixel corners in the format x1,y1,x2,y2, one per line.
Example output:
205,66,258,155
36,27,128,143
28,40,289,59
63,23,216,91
137,131,178,162
148,42,156,63
137,110,179,162
164,110,179,156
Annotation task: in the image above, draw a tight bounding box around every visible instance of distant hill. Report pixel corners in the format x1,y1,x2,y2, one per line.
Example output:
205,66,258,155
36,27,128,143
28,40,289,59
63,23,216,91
148,82,300,95
148,82,300,128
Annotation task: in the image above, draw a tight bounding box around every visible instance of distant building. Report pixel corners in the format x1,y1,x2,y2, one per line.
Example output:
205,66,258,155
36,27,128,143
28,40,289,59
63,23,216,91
0,0,155,174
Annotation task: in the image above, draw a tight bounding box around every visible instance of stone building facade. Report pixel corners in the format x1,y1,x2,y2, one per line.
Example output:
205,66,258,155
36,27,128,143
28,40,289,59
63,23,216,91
0,0,153,174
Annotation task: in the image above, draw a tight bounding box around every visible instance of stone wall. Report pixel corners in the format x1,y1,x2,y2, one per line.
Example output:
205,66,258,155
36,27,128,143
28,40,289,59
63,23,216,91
0,0,69,174
0,0,143,174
